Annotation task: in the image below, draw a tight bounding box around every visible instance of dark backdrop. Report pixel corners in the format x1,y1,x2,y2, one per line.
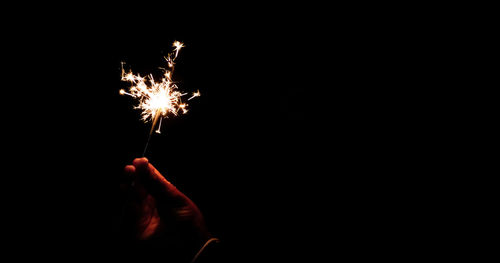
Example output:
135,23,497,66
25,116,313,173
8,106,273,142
2,5,430,261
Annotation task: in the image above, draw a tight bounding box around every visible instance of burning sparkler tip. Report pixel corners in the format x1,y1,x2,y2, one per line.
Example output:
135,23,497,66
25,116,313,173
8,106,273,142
121,41,199,140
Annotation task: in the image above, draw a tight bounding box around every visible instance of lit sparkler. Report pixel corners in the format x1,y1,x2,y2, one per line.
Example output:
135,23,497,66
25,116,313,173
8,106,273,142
120,41,199,156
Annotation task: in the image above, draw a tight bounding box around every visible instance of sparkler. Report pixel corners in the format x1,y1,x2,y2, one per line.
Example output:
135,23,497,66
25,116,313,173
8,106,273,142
120,41,200,156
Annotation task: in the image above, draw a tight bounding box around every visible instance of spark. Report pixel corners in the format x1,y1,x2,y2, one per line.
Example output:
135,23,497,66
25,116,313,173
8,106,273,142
188,90,201,101
120,41,199,141
173,41,184,58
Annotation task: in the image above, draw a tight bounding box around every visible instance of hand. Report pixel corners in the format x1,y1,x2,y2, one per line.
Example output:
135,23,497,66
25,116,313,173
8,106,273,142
119,158,210,256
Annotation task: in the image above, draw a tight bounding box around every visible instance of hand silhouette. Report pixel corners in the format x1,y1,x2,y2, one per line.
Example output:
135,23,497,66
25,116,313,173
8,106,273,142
119,158,211,260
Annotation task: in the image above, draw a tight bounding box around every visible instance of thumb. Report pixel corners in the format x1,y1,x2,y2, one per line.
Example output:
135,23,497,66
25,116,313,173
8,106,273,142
132,158,189,206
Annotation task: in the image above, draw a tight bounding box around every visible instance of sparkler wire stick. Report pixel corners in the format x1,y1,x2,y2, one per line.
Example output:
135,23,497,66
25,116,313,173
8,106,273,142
142,109,161,156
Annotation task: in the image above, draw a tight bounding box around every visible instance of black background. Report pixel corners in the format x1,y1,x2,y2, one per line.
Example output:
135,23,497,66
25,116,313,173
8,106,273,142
2,4,436,261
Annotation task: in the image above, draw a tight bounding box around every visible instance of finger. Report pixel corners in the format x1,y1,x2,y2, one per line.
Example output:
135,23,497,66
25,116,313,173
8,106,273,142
119,165,135,192
120,164,136,184
123,163,148,199
124,165,135,178
132,157,188,205
132,158,149,185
